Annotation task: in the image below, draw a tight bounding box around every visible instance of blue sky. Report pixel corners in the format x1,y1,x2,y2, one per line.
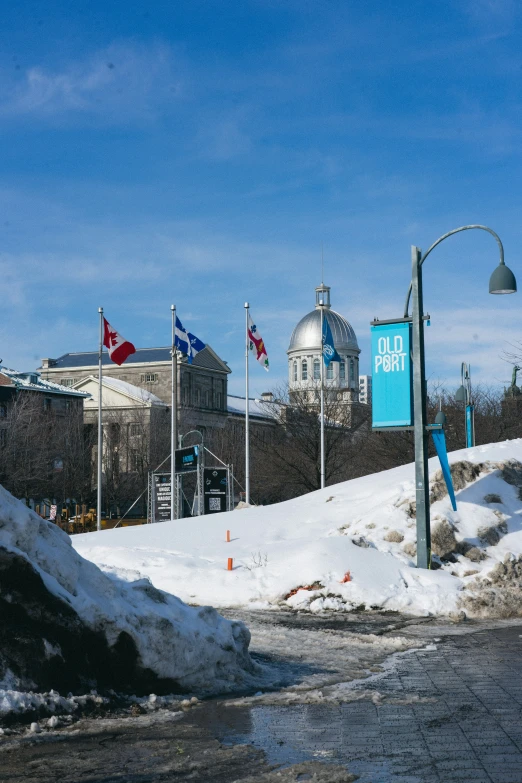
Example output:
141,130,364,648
2,0,522,396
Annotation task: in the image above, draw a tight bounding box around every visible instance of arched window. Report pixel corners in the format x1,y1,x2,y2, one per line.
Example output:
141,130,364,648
313,358,320,380
340,360,346,380
302,360,308,381
293,361,297,382
350,359,355,384
326,362,333,380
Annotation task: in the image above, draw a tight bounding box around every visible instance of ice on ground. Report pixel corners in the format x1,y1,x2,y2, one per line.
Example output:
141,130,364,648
0,484,257,717
73,439,522,618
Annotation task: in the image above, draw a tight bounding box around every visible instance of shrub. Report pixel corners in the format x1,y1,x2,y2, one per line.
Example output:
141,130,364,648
484,493,502,504
431,519,457,558
384,530,404,543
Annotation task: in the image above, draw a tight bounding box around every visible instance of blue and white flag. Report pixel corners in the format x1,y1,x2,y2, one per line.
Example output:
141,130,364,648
322,314,341,367
175,316,206,364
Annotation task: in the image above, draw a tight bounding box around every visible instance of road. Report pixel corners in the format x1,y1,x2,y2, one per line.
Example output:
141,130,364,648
1,611,522,783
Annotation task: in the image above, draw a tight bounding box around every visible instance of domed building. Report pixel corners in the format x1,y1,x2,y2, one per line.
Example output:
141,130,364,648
287,283,360,408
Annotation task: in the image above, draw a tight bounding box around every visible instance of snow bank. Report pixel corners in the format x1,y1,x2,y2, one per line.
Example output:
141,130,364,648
73,440,522,618
0,484,257,715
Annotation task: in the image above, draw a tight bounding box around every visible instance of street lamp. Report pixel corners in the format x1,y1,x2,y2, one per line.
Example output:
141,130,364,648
434,396,447,426
455,362,474,447
404,225,516,569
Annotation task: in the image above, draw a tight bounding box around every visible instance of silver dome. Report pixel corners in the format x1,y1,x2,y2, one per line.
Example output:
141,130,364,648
287,309,359,354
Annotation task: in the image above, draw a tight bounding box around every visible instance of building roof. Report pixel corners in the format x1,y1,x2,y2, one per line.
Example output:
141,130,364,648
0,367,90,398
227,394,281,420
40,345,231,374
73,376,167,406
288,308,359,354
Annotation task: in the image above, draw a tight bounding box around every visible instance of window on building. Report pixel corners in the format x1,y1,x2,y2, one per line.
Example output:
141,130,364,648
313,359,320,380
327,362,333,380
293,361,297,382
0,429,6,447
343,391,350,401
216,392,222,409
205,390,210,407
110,423,120,444
129,450,140,471
44,397,52,412
60,378,74,387
0,404,7,418
129,422,140,437
340,361,346,380
350,359,355,383
195,388,201,405
301,360,308,381
141,373,158,383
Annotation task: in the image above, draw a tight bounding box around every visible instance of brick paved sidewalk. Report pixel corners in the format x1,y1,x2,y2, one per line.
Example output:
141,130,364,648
219,623,522,783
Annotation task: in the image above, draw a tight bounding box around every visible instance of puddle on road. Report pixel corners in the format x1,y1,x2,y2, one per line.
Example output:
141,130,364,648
189,701,427,783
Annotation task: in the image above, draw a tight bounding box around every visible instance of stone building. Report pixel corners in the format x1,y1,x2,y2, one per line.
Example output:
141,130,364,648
72,375,170,473
40,345,230,437
287,282,361,413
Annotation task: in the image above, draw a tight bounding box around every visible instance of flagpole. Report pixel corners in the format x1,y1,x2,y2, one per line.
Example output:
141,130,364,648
320,304,325,489
97,307,103,531
171,304,177,522
244,302,250,505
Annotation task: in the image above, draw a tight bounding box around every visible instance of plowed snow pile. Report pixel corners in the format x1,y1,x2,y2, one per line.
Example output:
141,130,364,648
74,440,522,618
0,485,256,717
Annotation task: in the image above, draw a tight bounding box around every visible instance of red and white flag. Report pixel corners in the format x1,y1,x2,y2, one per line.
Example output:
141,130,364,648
248,313,269,371
103,318,136,366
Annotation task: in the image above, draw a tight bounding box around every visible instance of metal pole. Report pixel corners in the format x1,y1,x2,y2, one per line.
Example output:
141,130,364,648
170,304,177,521
320,305,325,489
244,302,250,505
97,307,103,531
411,246,431,569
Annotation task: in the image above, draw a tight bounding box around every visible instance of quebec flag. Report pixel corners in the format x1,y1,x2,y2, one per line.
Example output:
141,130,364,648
175,316,206,364
322,314,341,367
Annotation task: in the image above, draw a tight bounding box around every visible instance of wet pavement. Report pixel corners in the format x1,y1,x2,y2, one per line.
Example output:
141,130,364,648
191,623,522,783
2,615,522,782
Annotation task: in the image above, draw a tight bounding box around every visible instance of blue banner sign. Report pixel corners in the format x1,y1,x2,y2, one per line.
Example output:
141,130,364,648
465,404,474,448
371,321,413,428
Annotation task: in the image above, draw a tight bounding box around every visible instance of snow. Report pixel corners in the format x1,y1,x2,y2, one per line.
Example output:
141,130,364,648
227,394,280,419
71,439,522,618
0,484,256,716
97,376,166,405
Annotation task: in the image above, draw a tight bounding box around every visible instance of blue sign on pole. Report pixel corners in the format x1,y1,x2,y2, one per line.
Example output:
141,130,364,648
465,404,474,448
371,321,413,428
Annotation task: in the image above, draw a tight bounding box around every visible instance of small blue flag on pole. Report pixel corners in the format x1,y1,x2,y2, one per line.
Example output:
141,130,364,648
175,316,206,364
322,314,341,366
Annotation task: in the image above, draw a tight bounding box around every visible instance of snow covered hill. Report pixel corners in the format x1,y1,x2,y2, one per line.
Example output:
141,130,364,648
0,484,257,715
73,440,522,618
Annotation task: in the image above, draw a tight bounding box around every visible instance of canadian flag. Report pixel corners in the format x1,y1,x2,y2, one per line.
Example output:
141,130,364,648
103,318,136,366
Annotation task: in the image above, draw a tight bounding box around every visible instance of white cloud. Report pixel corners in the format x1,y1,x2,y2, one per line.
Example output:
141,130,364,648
0,41,183,124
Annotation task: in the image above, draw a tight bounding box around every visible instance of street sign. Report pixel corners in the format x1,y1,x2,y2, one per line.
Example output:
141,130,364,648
203,467,227,514
175,445,199,473
371,320,413,428
153,474,172,522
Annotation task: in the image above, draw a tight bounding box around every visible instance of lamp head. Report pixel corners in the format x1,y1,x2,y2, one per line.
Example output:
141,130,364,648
434,410,447,426
489,263,517,294
455,385,467,402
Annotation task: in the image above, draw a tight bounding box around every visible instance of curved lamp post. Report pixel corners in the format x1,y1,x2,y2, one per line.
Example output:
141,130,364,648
404,225,516,569
434,396,447,426
456,362,474,447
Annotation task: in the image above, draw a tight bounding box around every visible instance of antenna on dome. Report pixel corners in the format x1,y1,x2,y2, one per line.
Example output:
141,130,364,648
321,243,324,285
